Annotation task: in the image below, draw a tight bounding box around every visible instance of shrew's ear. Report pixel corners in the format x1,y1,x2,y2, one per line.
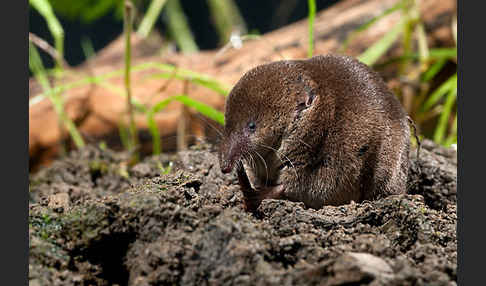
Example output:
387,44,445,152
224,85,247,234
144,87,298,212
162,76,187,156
294,74,318,113
305,89,316,107
296,89,316,113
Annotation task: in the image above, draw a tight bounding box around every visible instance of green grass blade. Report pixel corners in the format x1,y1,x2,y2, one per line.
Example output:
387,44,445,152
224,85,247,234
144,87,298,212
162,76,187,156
147,72,230,96
95,81,147,112
147,114,161,155
151,98,175,113
81,36,96,60
307,0,316,58
29,0,64,68
172,95,225,124
29,66,133,107
29,42,50,90
358,17,407,66
124,0,139,159
421,58,447,82
433,87,457,144
60,109,86,148
341,1,405,52
421,73,457,112
427,48,457,59
81,0,118,23
147,97,174,154
444,114,457,146
29,61,231,107
166,0,198,53
132,62,231,95
145,111,160,155
118,122,131,151
416,22,429,63
139,62,231,95
206,0,247,45
191,78,230,96
452,14,457,46
29,42,85,148
376,48,457,68
146,95,224,154
137,0,168,38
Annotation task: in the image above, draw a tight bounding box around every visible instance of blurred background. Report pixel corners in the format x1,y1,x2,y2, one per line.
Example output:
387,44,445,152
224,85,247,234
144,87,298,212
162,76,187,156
29,0,457,171
30,0,339,70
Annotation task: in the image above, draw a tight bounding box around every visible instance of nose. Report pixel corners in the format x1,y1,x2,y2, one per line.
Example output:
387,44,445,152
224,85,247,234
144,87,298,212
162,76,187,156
221,161,233,173
219,139,238,174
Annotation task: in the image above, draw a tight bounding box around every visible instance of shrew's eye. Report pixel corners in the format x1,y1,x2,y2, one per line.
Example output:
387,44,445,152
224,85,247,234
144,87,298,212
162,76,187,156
248,122,256,132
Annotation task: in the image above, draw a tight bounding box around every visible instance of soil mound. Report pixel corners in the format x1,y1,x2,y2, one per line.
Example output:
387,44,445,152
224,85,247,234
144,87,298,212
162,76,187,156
29,140,457,285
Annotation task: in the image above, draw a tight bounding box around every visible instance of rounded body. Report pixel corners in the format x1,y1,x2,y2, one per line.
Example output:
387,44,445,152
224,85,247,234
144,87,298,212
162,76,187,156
219,54,410,210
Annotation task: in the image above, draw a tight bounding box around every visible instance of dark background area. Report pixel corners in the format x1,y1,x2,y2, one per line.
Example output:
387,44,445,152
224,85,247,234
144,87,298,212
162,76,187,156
29,0,339,70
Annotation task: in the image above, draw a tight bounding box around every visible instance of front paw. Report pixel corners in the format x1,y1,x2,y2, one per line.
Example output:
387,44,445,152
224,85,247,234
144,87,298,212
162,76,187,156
242,185,285,212
236,164,253,191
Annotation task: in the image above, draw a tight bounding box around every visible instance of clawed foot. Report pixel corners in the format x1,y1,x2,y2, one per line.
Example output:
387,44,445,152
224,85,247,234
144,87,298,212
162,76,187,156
236,165,284,212
243,185,285,212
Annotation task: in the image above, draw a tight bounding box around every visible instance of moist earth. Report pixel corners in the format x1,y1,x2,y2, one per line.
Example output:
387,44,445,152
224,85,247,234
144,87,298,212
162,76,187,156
29,140,457,286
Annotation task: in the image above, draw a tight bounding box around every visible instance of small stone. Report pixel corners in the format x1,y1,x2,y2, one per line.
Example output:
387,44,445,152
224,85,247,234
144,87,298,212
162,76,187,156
132,163,153,177
330,252,394,284
346,252,393,277
48,193,70,210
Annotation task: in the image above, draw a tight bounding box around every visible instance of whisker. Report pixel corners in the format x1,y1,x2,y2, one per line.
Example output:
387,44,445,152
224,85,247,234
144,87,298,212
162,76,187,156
242,150,254,175
242,150,252,169
147,112,225,150
148,132,221,152
257,143,299,179
192,112,224,139
161,133,209,143
246,151,257,172
237,159,244,172
240,151,255,188
246,151,260,186
251,149,269,187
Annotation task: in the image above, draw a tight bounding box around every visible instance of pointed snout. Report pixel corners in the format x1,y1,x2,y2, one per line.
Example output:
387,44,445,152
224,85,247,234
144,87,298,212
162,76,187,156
219,139,240,174
219,147,236,174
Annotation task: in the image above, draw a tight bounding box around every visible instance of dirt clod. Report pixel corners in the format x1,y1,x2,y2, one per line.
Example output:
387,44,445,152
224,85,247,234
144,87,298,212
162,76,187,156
29,140,457,285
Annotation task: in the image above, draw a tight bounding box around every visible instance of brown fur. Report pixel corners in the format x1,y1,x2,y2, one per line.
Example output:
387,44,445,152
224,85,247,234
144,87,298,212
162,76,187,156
219,54,410,211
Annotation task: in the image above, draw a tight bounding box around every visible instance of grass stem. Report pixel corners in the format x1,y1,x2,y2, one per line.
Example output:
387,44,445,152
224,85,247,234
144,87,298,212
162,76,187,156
307,0,316,58
137,0,168,38
29,0,64,70
124,0,139,161
166,0,198,53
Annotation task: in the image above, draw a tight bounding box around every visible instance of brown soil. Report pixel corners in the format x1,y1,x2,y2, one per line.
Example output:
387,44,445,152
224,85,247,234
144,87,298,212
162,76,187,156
29,140,457,286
